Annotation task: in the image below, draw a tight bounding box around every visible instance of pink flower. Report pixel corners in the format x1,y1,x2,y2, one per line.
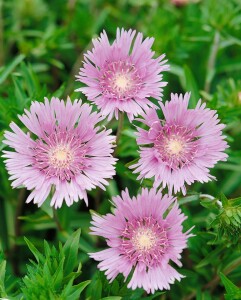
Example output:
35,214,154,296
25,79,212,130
89,188,192,293
171,0,188,5
76,28,169,121
3,97,116,208
131,93,228,194
171,0,199,5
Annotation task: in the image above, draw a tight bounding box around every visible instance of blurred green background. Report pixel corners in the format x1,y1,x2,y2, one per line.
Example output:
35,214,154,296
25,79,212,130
0,0,241,299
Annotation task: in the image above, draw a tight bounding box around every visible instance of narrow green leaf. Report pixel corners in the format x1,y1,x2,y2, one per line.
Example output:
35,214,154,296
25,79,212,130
40,197,53,218
107,180,119,198
52,257,65,290
125,158,139,168
196,245,224,268
90,278,102,300
0,54,25,84
52,83,66,98
0,260,7,296
63,229,81,274
24,237,44,263
12,75,27,106
110,280,119,295
67,280,90,299
220,272,241,294
79,236,95,253
183,65,200,108
230,197,241,207
217,60,241,73
61,277,75,297
43,240,52,258
220,193,229,207
169,63,186,88
42,260,53,285
101,297,122,300
0,259,6,281
20,62,40,97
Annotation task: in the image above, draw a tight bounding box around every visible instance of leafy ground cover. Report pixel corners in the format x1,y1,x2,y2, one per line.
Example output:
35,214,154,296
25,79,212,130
0,0,241,299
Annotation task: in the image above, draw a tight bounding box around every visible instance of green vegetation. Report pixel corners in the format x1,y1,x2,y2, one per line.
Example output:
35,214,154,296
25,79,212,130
0,0,241,299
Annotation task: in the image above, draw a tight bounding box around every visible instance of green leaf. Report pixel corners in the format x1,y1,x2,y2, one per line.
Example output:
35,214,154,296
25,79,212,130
90,278,102,300
0,259,7,297
220,272,241,299
183,65,200,108
107,180,119,198
230,197,241,207
20,62,39,97
78,236,95,253
52,257,65,290
110,280,120,295
24,237,44,263
66,280,90,299
63,229,81,274
220,193,229,207
52,83,66,98
0,54,25,84
100,297,122,300
12,75,27,106
169,63,186,88
200,198,219,211
22,236,87,299
196,290,212,300
125,158,139,168
40,197,54,218
217,60,241,73
196,245,224,268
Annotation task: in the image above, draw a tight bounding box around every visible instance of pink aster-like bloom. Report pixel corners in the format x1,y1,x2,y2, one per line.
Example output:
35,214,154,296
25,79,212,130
171,0,199,6
131,92,228,194
89,188,192,293
76,28,169,121
3,97,116,208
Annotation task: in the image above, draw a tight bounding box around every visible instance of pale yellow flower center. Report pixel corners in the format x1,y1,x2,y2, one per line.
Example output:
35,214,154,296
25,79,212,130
55,150,68,161
49,145,73,168
113,74,132,93
166,139,184,155
133,228,156,251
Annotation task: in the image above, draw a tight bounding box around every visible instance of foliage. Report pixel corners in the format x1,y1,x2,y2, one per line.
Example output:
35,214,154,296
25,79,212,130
0,0,241,299
0,230,90,299
220,273,241,300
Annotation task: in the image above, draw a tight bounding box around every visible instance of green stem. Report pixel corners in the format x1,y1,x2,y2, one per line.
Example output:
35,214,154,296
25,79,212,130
200,193,222,208
204,30,220,93
114,112,124,156
52,208,64,232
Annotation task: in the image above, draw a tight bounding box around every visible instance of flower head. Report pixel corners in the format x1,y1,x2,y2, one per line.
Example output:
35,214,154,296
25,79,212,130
170,0,199,5
131,92,228,194
171,0,189,5
3,97,116,208
89,188,192,294
76,28,169,121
